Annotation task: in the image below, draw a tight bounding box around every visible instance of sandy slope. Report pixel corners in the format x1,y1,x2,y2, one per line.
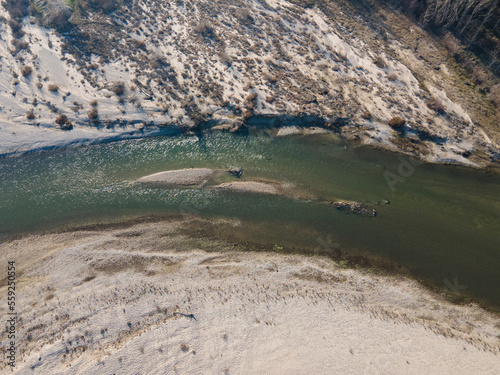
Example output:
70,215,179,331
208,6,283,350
0,219,498,374
1,1,498,165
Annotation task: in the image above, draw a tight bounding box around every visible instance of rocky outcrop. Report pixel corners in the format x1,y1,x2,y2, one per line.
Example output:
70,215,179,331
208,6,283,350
332,201,377,217
227,167,243,178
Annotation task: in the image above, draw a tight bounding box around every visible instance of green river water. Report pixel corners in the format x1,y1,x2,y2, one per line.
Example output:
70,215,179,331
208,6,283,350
0,132,499,308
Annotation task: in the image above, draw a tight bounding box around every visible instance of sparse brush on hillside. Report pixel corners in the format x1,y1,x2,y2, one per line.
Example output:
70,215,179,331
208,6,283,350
382,0,500,74
2,0,29,20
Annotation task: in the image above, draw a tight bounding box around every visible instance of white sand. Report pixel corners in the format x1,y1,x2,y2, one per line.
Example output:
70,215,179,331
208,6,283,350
137,168,216,186
216,181,282,195
0,219,498,374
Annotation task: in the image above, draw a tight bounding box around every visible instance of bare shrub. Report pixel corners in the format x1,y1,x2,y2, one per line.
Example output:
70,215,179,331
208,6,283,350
193,20,215,38
218,51,232,66
55,114,67,125
442,32,462,57
21,65,32,77
334,50,347,62
264,73,278,84
236,8,254,26
26,109,35,120
4,0,29,20
245,92,258,110
246,93,257,102
265,96,275,103
47,83,59,92
387,73,398,81
42,0,72,30
112,82,125,96
131,39,147,50
88,107,99,120
90,100,98,107
361,110,372,120
471,67,488,86
55,114,72,130
427,97,445,114
88,0,118,13
489,84,500,109
373,56,387,69
388,116,405,129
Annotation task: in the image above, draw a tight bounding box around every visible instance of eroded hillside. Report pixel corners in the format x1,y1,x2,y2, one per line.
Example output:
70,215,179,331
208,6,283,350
0,0,499,165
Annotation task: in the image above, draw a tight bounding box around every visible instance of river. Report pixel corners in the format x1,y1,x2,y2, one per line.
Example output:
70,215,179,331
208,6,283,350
0,131,499,308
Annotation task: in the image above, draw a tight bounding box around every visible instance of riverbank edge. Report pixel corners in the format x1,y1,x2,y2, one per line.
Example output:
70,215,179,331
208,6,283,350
1,114,498,169
2,213,499,315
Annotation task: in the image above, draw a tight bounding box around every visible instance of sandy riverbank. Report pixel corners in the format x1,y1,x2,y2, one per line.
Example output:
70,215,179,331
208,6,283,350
0,218,498,374
137,168,217,187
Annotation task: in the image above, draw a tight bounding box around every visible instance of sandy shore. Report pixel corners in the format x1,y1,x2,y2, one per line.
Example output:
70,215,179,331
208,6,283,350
137,168,309,198
0,219,499,374
137,168,216,186
215,181,282,195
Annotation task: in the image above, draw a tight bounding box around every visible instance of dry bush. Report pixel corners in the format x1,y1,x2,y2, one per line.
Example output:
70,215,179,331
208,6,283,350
442,32,462,57
88,107,99,120
246,93,258,102
21,65,32,77
112,82,125,96
387,73,398,81
236,7,254,26
55,114,67,125
90,100,98,107
47,83,59,92
264,73,278,84
88,0,118,13
42,0,72,30
132,39,147,50
489,84,500,109
471,66,488,87
361,110,372,120
4,0,29,20
265,96,276,103
373,56,387,69
388,116,406,129
26,109,35,120
245,92,258,109
333,50,348,63
218,51,232,66
288,0,315,8
427,97,445,113
55,114,72,130
193,20,215,38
